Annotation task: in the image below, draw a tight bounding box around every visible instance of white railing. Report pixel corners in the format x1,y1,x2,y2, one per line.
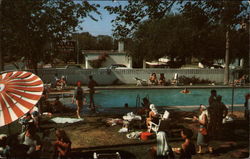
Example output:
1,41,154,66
33,68,232,85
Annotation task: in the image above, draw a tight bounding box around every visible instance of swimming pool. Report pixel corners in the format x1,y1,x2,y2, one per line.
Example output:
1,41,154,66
64,87,250,108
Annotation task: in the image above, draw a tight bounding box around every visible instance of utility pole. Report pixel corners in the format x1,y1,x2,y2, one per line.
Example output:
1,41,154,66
223,0,230,85
224,30,230,85
76,33,79,64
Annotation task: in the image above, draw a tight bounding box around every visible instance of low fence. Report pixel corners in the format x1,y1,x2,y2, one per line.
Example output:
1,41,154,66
35,68,238,85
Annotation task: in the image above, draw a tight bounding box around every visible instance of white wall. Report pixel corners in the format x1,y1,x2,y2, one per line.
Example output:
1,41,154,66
36,68,240,86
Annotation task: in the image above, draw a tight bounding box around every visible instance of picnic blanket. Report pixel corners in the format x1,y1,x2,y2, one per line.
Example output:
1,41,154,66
50,117,84,124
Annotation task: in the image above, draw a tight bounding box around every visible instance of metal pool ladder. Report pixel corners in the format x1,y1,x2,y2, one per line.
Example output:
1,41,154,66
136,94,140,108
136,94,150,108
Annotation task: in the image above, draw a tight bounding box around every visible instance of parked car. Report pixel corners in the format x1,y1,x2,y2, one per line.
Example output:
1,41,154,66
165,60,184,68
100,64,130,69
210,64,224,69
200,60,224,69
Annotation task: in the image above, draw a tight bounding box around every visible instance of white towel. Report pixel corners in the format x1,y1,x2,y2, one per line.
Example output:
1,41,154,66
157,131,170,156
50,117,84,124
123,112,142,121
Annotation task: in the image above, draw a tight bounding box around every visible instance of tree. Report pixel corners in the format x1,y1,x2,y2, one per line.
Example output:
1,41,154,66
107,0,248,73
105,0,176,39
180,0,249,84
130,15,192,60
230,19,249,68
1,0,100,71
96,35,114,50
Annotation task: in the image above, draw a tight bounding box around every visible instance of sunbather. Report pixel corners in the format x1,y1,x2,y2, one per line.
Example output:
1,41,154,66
149,73,158,85
159,73,166,86
146,104,159,130
234,74,247,86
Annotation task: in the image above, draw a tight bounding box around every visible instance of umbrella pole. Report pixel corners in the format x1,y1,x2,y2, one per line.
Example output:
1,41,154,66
231,84,234,114
7,124,11,135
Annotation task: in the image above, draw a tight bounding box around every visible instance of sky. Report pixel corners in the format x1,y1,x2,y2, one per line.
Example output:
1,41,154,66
79,0,180,37
79,1,128,36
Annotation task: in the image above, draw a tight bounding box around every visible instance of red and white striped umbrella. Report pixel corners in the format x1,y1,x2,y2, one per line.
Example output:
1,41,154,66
0,71,44,127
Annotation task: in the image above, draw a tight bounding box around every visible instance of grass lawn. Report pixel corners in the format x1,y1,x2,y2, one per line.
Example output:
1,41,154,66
0,110,249,159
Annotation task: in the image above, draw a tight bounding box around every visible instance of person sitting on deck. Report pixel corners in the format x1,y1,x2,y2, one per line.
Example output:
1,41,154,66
172,128,196,159
55,76,67,90
19,112,34,132
146,104,160,130
22,124,42,158
180,88,190,94
60,76,67,87
159,73,166,86
53,97,66,113
53,129,71,159
53,97,74,114
0,134,10,158
149,73,158,85
137,97,151,116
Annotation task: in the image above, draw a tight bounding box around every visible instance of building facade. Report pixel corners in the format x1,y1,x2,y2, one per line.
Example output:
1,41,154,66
83,41,132,69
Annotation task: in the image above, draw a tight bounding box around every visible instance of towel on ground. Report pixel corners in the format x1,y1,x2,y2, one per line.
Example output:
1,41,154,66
123,112,141,121
50,117,84,124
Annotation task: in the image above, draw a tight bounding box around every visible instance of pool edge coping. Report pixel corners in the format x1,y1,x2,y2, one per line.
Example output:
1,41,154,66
95,85,250,90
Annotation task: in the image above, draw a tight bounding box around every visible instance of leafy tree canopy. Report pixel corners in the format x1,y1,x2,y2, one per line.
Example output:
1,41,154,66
107,0,249,66
1,0,100,69
105,0,176,39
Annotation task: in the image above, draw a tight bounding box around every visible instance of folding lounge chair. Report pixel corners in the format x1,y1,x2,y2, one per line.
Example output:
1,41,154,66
171,73,179,86
149,110,170,133
134,77,148,86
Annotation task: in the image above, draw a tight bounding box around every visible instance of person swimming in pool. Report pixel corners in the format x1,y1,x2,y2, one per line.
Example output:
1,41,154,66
180,88,191,94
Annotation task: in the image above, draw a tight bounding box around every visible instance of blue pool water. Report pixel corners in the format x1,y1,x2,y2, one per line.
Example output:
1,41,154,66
81,88,249,108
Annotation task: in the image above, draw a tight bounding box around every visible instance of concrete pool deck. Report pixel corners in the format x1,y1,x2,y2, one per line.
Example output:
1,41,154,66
94,84,250,89
60,84,250,90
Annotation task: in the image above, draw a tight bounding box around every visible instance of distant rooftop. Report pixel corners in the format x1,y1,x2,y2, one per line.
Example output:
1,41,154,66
82,50,126,54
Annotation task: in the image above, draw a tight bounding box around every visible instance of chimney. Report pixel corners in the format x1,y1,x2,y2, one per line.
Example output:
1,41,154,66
118,41,124,53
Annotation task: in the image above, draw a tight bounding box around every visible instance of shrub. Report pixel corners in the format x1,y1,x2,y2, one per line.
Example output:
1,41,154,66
178,75,213,84
89,53,109,68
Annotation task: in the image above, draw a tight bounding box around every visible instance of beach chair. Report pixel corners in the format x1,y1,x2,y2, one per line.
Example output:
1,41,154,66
133,77,148,86
171,73,179,86
93,152,121,159
149,110,170,133
234,75,247,86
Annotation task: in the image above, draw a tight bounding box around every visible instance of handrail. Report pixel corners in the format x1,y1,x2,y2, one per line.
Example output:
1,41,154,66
146,94,149,101
136,94,140,108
